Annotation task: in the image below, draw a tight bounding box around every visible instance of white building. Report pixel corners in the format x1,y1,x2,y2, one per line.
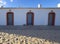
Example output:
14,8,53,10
0,8,60,26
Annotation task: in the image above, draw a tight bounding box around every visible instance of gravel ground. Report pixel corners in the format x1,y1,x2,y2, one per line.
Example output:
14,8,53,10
0,25,60,44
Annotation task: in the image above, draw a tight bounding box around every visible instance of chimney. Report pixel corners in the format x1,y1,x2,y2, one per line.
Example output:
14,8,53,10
38,4,41,8
57,3,60,8
1,6,4,8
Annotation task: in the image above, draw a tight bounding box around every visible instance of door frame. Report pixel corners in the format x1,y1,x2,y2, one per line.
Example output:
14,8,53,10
48,11,55,26
26,12,34,25
6,12,14,26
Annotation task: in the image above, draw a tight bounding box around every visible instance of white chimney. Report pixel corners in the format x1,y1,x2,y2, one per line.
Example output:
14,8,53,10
38,4,41,8
57,3,60,8
1,6,3,8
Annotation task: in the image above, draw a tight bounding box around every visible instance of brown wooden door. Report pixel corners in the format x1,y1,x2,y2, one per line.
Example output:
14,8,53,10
7,12,14,25
26,12,34,25
48,13,55,26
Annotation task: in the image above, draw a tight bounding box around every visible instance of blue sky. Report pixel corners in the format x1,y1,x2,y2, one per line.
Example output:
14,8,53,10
0,0,60,8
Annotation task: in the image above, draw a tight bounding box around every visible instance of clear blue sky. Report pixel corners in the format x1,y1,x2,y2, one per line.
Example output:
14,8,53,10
2,0,60,8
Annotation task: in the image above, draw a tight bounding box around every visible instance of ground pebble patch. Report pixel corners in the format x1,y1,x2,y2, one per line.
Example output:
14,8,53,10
0,32,60,44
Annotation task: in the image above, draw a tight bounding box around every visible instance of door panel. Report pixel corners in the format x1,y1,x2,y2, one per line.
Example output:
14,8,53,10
27,14,32,25
7,14,13,25
48,14,53,25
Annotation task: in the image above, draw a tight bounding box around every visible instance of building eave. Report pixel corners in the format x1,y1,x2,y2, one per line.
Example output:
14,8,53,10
0,7,60,9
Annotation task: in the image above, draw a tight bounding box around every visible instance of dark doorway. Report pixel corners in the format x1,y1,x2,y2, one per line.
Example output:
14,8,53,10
6,12,14,25
26,11,34,25
48,10,55,26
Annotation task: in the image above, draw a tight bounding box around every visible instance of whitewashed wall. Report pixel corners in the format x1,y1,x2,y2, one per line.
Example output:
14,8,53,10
0,8,60,26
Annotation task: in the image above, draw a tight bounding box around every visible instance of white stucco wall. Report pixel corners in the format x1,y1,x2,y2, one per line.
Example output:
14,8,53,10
0,8,60,26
